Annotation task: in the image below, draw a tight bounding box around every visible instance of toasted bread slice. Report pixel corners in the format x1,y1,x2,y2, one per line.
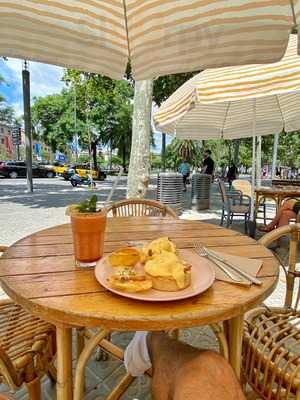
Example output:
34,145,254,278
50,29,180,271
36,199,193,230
108,275,152,293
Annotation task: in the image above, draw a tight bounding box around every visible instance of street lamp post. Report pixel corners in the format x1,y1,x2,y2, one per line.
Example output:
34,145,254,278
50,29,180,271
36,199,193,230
74,85,78,162
22,60,33,193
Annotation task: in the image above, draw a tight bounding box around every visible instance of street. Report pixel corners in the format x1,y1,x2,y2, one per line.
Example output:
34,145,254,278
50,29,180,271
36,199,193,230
0,175,227,246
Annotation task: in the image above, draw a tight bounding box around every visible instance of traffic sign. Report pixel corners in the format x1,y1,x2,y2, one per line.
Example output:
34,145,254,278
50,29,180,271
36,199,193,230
12,127,21,145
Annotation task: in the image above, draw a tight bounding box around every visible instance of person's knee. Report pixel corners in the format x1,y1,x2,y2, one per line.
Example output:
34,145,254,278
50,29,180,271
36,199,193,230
173,351,245,400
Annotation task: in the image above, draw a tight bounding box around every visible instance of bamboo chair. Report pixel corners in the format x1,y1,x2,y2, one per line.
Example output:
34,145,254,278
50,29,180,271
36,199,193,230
106,198,178,218
243,223,300,400
0,246,57,399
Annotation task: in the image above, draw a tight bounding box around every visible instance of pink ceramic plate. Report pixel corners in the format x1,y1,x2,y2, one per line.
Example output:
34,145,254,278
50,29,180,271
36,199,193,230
95,249,215,302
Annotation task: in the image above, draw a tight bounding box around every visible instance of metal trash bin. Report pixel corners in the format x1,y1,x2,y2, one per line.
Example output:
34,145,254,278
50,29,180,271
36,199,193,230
157,172,183,215
191,173,212,210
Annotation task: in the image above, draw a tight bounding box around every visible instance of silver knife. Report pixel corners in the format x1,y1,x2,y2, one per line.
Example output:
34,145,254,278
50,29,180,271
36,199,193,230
204,247,262,286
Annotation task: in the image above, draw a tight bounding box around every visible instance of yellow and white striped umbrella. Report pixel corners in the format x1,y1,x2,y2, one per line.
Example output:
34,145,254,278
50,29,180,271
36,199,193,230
154,35,300,139
0,0,299,80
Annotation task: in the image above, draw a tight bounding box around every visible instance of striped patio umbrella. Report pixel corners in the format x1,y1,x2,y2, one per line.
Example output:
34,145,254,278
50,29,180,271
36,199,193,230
154,35,300,139
153,34,300,219
0,1,299,80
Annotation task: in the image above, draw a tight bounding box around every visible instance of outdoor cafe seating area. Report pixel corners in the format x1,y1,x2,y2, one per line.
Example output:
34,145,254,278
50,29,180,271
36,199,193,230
1,1,300,399
0,178,299,399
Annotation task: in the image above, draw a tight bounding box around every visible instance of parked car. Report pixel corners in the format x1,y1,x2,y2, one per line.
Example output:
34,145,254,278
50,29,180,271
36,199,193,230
62,163,106,181
0,161,56,178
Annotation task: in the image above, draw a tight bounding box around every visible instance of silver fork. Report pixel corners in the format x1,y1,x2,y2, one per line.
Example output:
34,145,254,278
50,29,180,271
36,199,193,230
121,241,144,248
194,242,243,283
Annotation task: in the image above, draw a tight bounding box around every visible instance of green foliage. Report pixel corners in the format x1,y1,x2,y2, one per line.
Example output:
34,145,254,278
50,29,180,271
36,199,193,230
153,72,199,106
151,154,162,170
111,155,122,166
32,70,134,169
166,139,202,168
77,195,98,213
0,73,15,124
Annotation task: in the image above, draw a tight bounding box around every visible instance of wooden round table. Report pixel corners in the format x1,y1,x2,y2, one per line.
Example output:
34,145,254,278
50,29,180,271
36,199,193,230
0,217,279,400
255,186,300,216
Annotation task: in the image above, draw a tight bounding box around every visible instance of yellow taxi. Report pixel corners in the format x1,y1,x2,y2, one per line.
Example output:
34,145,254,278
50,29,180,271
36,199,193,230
63,164,106,181
54,164,68,175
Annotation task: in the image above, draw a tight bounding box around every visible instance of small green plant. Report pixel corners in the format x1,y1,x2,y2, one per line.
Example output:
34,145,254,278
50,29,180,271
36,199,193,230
77,195,99,213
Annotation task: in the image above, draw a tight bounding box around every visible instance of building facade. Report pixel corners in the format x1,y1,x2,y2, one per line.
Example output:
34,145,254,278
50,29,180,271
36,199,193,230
0,122,13,159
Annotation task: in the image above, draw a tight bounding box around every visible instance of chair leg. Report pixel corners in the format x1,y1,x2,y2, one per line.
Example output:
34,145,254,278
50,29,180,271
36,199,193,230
47,362,57,383
74,329,110,400
263,202,267,225
220,208,225,226
244,214,248,234
26,377,41,400
95,331,110,361
226,213,231,228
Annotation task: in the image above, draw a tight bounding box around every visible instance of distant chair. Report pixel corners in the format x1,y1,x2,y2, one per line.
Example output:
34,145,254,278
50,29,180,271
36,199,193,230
0,246,56,399
232,179,266,225
106,198,178,218
243,223,300,400
218,180,250,233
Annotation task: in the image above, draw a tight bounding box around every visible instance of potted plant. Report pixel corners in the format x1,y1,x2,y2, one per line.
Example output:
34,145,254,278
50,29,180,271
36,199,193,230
67,195,107,266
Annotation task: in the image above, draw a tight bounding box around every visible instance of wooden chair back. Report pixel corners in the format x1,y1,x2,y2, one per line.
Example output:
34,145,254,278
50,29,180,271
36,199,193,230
219,180,229,203
258,223,300,309
0,247,10,305
232,179,252,198
219,180,231,212
106,199,178,219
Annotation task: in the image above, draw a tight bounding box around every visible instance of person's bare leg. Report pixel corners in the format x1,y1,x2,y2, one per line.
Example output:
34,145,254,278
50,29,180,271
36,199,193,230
261,200,296,231
148,332,245,400
277,209,297,227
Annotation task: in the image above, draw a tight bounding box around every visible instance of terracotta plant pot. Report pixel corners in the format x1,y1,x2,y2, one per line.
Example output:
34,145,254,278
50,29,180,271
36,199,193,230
70,210,107,265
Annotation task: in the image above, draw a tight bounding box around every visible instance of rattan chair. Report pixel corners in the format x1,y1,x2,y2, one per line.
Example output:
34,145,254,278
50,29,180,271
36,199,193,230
219,180,250,233
106,198,178,218
0,246,57,399
243,223,300,400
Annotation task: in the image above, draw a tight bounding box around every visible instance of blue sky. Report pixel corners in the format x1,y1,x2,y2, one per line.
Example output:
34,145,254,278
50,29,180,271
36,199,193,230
0,58,172,153
0,58,65,116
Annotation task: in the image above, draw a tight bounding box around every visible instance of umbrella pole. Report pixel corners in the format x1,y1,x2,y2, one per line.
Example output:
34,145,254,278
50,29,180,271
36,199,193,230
256,135,262,187
250,100,256,221
271,132,279,179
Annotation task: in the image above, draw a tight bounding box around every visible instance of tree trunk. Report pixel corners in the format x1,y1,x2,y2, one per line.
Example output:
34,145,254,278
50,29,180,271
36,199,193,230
127,79,153,198
233,139,240,165
122,143,126,170
91,141,97,170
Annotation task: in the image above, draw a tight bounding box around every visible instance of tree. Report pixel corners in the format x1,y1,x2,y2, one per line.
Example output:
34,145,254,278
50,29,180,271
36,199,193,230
31,91,82,152
127,79,153,198
153,72,199,106
63,70,134,169
171,139,202,166
0,73,15,124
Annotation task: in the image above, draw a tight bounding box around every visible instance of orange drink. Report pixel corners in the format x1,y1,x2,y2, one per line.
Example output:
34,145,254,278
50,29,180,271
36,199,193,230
70,210,107,264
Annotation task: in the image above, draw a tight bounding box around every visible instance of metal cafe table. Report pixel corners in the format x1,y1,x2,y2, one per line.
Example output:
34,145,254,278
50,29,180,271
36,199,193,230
0,217,279,400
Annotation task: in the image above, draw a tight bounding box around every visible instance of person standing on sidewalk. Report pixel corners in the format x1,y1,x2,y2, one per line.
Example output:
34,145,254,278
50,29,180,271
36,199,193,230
178,159,190,192
202,150,215,176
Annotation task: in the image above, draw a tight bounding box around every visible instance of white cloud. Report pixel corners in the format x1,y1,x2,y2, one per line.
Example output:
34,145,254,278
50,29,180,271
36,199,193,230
10,101,23,118
1,58,66,116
